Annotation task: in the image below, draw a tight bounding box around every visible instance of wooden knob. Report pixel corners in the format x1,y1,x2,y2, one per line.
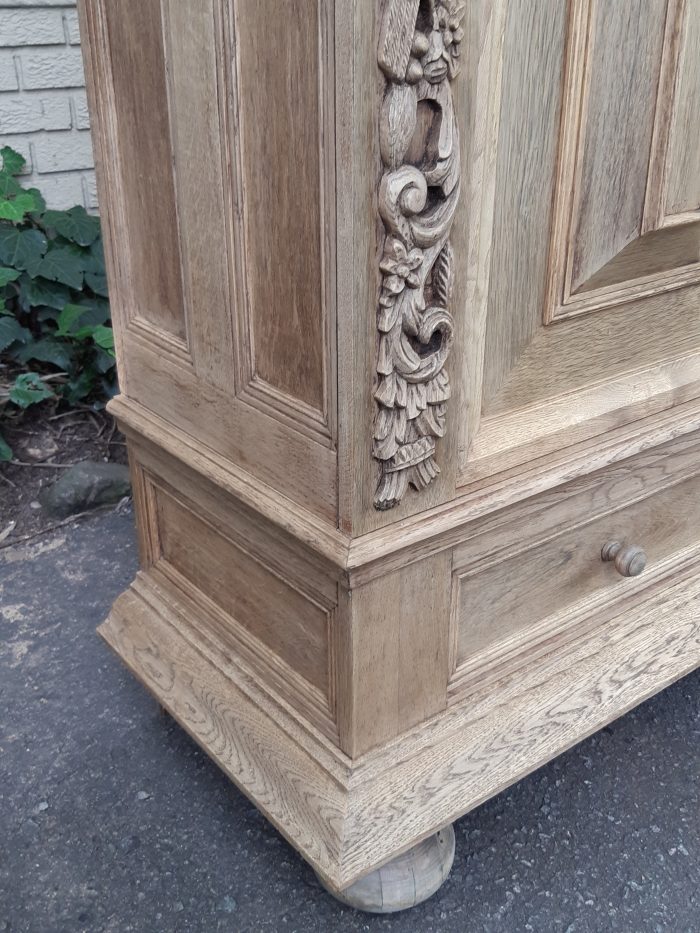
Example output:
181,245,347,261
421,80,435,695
601,540,647,577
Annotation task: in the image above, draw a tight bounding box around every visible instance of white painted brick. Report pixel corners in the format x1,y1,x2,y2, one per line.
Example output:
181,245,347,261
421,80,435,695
33,129,93,173
0,134,32,172
1,1,74,7
0,10,65,48
19,48,85,90
84,171,98,210
0,51,19,91
64,9,81,45
72,90,89,129
0,94,71,132
24,170,85,210
0,2,97,212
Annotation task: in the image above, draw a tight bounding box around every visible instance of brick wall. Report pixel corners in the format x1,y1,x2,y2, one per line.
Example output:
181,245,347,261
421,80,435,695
0,0,97,210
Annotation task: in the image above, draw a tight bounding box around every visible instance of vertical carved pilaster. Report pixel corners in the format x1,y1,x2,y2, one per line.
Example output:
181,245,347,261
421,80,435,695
373,0,464,510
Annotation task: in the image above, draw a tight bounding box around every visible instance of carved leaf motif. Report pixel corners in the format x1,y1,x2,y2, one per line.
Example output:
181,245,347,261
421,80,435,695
432,240,454,306
372,0,463,511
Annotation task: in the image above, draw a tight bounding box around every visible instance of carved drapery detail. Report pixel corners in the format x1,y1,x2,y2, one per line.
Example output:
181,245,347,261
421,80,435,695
373,0,464,510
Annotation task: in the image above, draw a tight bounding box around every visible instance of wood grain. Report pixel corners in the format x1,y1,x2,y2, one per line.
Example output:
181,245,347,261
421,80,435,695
480,0,567,405
339,552,451,757
664,0,700,218
569,0,667,292
155,486,331,699
455,473,700,669
81,0,700,898
545,0,700,321
100,559,700,888
234,0,328,414
341,569,700,883
101,0,186,342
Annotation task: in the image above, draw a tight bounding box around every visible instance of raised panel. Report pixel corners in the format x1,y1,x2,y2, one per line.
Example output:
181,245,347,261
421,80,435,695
155,487,330,697
222,0,335,437
101,0,187,344
660,0,700,220
457,0,700,488
544,0,700,323
567,0,666,294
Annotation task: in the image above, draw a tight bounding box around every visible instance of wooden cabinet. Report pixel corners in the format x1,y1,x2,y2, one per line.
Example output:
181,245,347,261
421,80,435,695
79,0,700,910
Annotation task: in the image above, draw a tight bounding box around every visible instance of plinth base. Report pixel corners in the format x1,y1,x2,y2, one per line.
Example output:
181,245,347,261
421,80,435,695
316,826,455,913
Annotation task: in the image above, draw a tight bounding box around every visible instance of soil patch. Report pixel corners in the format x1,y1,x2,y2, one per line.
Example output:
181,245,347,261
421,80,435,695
0,401,128,547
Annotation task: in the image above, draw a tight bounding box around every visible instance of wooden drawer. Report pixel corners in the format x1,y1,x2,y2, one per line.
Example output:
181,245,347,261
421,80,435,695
450,448,700,694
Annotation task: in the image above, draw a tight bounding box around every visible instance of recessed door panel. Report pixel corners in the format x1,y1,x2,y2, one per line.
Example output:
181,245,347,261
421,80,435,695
459,0,700,487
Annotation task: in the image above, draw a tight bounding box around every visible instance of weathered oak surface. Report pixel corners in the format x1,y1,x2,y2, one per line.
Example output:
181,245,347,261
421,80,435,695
80,0,700,895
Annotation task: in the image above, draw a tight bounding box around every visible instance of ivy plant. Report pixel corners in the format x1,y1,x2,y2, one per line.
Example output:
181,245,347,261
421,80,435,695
0,145,115,460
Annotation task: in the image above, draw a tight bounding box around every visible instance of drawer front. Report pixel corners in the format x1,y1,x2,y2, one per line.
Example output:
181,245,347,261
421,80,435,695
451,469,700,690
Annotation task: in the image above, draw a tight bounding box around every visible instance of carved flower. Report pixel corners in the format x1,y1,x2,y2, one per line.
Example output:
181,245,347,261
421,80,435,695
414,0,465,83
380,237,423,296
438,1,465,60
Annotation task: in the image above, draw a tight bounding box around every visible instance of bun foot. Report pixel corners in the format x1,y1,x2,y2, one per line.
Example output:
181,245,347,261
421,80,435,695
316,825,455,913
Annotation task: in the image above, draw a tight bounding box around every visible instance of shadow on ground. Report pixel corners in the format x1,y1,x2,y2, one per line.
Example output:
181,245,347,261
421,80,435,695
1,508,698,932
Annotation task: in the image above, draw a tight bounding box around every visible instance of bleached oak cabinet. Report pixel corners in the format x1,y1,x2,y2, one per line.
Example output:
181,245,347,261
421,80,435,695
80,0,700,912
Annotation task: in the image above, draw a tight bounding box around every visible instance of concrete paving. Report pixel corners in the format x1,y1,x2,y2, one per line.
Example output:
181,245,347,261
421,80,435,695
1,507,699,932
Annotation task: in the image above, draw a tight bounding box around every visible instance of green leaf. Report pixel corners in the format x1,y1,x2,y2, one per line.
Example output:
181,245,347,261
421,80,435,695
16,336,73,371
26,187,46,215
85,271,108,296
37,305,60,323
64,369,95,403
19,275,72,311
37,246,84,290
8,372,55,409
0,431,11,461
0,316,31,351
0,227,48,275
56,302,87,336
42,206,101,247
0,266,20,287
0,192,38,221
93,347,116,374
82,237,105,275
91,324,114,352
0,172,22,199
76,298,110,327
1,147,26,176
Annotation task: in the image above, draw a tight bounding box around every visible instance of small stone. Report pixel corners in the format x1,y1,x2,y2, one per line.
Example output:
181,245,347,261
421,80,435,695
219,896,237,914
173,901,184,912
25,440,57,460
39,461,131,518
136,790,151,801
29,500,41,510
34,801,49,813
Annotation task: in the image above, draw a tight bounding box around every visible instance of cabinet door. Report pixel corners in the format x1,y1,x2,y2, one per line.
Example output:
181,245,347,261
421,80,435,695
80,0,337,521
460,0,700,487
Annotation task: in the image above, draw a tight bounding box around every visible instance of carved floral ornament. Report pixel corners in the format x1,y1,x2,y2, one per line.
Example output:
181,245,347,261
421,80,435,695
373,0,464,510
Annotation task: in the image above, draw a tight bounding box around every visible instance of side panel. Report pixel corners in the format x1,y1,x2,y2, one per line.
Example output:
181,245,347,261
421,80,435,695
125,435,341,741
79,0,337,520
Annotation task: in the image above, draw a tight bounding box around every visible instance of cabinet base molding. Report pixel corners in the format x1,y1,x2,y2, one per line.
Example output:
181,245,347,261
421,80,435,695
99,568,700,891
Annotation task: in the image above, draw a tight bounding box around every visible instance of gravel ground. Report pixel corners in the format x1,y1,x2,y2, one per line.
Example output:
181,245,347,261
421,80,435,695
1,507,699,933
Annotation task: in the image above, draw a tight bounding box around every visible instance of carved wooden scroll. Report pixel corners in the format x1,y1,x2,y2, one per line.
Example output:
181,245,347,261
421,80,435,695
373,0,464,510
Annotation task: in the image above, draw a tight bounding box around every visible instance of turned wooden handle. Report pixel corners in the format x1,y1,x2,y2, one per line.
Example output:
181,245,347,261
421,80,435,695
601,541,647,577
